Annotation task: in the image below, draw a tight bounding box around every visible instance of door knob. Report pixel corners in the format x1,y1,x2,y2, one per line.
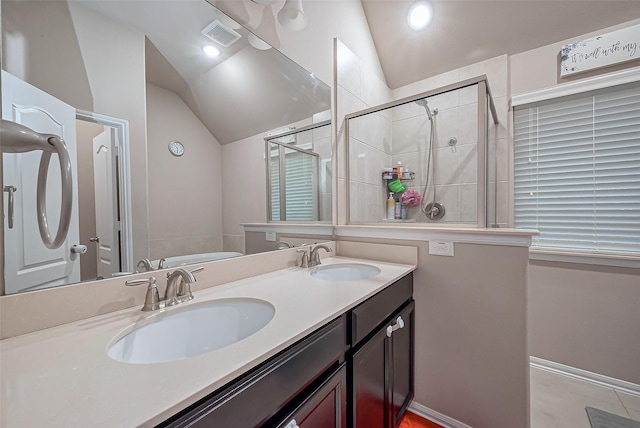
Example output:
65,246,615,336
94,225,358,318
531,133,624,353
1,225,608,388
71,244,87,254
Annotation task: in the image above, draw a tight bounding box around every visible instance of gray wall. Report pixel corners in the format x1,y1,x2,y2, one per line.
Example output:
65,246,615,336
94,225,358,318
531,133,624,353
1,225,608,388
341,237,530,428
511,19,640,385
529,261,640,384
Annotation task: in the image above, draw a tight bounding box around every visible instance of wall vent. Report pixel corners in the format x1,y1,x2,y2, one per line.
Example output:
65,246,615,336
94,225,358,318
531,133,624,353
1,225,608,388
201,20,241,47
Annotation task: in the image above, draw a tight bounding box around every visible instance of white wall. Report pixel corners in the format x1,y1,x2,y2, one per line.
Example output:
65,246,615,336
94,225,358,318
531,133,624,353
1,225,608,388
510,19,640,384
221,132,267,253
67,2,149,266
146,84,223,259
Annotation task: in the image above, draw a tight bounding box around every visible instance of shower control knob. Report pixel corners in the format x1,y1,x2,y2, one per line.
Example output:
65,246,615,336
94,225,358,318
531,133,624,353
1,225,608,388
71,244,88,254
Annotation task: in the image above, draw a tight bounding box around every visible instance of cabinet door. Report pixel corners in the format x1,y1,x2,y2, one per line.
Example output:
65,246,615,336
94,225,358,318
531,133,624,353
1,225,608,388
352,326,388,428
277,364,347,428
389,301,415,428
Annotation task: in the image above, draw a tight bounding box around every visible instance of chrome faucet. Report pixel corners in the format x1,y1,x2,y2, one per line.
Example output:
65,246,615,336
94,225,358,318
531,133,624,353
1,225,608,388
276,241,292,249
136,258,154,272
309,244,332,267
165,268,196,306
157,258,166,269
125,267,204,312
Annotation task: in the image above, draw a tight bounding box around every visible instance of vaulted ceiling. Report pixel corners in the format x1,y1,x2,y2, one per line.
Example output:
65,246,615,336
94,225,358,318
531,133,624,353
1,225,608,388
361,1,640,89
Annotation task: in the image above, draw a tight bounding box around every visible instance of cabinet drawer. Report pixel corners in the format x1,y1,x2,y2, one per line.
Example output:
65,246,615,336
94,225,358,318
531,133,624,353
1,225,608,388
160,315,348,428
350,273,413,346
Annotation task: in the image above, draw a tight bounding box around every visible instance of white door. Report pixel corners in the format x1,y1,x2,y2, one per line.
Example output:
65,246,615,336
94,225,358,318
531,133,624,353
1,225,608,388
2,71,80,294
92,128,120,278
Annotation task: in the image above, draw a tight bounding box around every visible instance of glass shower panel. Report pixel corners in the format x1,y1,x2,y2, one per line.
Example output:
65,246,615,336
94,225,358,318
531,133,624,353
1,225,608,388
347,84,482,225
486,85,498,228
266,122,330,222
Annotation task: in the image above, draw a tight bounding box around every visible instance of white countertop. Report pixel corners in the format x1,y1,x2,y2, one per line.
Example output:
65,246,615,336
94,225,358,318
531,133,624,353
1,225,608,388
0,257,415,427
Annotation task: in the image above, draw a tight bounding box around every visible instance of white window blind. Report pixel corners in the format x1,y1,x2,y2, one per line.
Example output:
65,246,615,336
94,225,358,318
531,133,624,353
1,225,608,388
270,153,281,221
284,149,315,221
269,147,317,221
514,81,640,255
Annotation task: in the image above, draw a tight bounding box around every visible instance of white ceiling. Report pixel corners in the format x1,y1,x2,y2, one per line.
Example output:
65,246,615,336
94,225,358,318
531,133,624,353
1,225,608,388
361,0,640,89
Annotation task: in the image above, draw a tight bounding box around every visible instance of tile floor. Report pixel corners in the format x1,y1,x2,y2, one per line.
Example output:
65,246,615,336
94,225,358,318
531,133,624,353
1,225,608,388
530,366,640,428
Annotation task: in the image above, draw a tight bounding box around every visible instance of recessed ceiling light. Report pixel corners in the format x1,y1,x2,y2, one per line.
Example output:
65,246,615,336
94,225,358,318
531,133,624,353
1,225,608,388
408,1,433,31
203,45,220,57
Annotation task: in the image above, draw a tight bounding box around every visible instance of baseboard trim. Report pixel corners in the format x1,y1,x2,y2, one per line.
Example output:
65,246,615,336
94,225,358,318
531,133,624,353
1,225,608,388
530,356,640,396
409,402,474,428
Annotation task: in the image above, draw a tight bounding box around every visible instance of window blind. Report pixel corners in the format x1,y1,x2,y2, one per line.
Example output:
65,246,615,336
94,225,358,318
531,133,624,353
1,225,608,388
284,149,316,221
270,147,317,221
514,82,640,255
270,152,280,221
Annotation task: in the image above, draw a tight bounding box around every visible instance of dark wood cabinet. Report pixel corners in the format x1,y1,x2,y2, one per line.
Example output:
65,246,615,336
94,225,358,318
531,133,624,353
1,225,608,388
275,364,347,428
352,322,387,428
159,315,348,428
159,273,414,428
389,301,415,427
350,274,415,428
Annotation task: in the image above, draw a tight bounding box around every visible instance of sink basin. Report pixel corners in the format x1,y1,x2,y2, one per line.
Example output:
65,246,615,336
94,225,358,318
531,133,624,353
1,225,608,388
107,299,275,364
310,263,381,281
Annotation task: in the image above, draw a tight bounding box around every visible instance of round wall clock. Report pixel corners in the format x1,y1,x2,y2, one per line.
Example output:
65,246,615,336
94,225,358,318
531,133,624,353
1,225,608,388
168,140,185,157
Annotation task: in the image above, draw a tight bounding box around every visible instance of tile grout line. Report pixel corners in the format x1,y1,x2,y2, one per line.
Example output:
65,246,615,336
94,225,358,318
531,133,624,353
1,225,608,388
614,389,634,419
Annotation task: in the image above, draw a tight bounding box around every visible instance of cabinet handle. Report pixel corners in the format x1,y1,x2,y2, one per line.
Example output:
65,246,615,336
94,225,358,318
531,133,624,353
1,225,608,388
386,315,405,337
284,419,299,428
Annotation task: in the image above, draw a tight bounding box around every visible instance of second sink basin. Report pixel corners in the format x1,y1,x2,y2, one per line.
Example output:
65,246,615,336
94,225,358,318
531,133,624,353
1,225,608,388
107,298,275,364
310,263,381,281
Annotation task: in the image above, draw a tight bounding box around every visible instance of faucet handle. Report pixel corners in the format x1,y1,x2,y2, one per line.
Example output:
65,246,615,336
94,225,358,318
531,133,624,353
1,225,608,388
157,258,166,269
296,248,309,268
125,276,161,311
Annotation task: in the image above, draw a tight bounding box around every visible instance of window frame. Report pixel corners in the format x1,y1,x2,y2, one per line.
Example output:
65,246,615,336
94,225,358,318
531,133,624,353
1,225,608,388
512,68,640,268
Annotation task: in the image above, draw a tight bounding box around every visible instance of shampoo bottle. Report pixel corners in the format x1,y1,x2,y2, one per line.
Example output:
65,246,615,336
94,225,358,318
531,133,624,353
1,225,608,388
387,193,395,220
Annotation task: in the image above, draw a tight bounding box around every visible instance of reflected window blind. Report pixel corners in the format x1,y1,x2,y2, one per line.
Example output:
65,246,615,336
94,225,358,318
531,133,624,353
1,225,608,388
270,155,280,221
514,82,640,254
284,149,315,221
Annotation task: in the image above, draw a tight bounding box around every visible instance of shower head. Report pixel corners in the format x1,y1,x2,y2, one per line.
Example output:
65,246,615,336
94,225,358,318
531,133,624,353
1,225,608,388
415,98,434,121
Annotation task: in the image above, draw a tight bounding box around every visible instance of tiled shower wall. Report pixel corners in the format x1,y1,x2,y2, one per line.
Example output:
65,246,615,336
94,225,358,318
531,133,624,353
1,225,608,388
390,87,479,223
393,55,510,227
335,39,393,224
312,110,333,222
337,38,509,226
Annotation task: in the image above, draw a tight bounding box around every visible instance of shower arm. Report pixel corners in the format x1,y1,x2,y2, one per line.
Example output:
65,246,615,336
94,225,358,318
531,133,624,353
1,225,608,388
1,119,73,249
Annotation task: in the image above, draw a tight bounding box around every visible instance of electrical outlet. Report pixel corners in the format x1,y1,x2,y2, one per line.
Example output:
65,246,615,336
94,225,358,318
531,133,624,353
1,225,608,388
429,241,454,257
265,232,276,242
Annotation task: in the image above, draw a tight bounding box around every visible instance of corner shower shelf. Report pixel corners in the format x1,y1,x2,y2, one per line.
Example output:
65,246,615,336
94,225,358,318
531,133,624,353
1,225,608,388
382,171,415,181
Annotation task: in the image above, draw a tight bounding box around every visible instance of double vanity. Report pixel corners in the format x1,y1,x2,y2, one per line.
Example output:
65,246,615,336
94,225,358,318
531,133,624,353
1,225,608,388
0,245,416,427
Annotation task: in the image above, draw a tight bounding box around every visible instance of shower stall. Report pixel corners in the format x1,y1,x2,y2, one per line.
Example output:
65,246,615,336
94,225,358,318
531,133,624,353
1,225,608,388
345,76,499,227
265,120,332,222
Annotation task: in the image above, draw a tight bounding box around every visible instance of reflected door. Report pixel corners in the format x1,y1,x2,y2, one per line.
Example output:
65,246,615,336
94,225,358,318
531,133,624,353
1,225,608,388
92,128,120,278
2,71,80,294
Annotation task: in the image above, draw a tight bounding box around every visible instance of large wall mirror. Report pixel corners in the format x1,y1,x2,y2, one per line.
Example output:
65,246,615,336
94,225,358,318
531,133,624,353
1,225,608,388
0,0,332,295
